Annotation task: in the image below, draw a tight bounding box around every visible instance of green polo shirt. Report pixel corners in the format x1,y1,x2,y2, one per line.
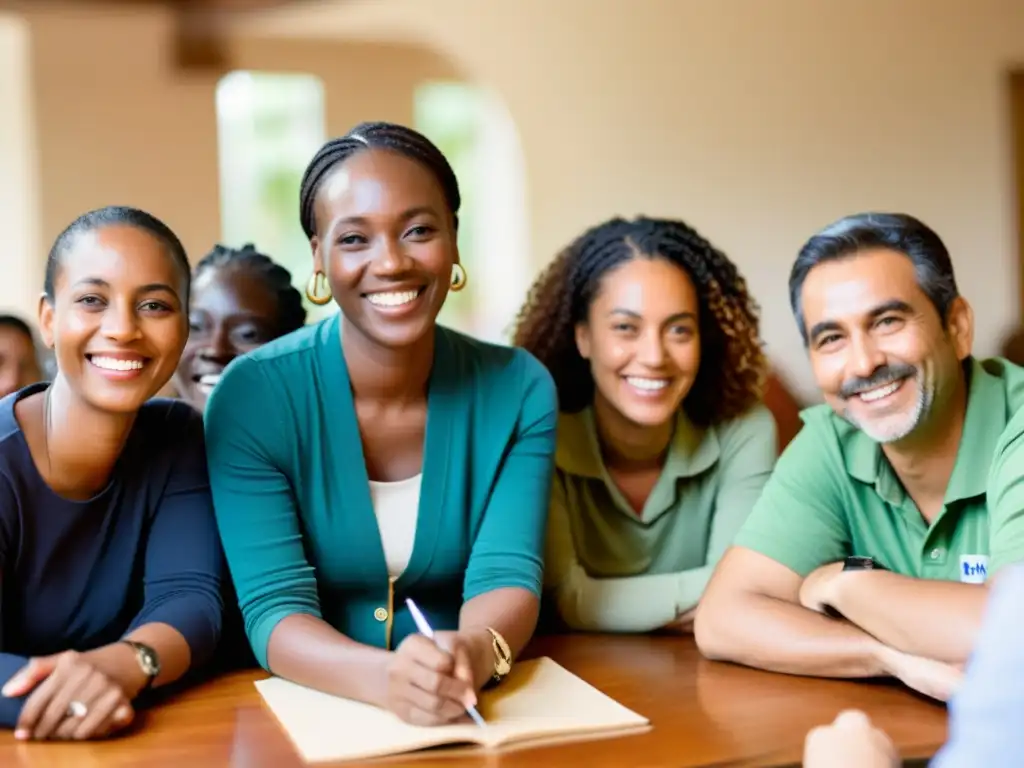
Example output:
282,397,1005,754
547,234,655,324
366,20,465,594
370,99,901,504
733,357,1024,582
543,404,777,632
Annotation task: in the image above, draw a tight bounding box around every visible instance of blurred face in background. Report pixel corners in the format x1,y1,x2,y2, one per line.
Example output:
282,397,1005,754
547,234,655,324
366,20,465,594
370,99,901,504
175,265,282,411
0,324,42,398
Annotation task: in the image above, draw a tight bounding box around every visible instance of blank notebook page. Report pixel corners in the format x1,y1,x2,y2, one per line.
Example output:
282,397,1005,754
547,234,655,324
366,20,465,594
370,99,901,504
255,656,650,763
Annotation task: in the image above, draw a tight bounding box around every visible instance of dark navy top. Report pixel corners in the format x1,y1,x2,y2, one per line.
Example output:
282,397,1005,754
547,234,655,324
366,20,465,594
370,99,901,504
0,383,226,727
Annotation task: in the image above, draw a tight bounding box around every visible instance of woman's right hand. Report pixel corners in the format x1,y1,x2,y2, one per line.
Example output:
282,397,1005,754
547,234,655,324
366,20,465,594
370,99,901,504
2,651,134,740
385,635,477,726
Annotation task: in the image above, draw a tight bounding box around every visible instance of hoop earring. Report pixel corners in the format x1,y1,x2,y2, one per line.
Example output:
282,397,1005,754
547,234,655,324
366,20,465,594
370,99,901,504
305,271,333,306
450,263,467,292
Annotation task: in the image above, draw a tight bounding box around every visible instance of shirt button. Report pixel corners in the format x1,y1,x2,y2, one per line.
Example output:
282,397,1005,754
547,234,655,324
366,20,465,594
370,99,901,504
374,607,389,622
930,548,944,560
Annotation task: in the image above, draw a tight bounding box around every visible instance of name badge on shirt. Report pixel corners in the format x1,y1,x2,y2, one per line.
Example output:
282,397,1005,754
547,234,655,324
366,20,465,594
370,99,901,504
959,555,989,584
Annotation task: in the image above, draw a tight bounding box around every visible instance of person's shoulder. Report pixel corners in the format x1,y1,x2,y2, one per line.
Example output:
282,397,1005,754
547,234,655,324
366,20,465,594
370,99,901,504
979,357,1024,418
0,385,43,482
978,358,1024,453
214,319,328,401
226,320,323,383
770,402,853,472
248,320,323,365
0,386,30,449
554,408,597,475
439,326,555,399
135,398,204,450
713,402,777,444
794,402,851,444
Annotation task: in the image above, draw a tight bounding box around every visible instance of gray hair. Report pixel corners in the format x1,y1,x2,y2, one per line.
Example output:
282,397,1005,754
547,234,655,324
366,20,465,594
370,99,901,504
789,212,959,344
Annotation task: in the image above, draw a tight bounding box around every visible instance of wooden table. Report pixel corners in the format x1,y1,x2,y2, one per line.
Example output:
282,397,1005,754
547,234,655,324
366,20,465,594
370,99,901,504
0,635,947,767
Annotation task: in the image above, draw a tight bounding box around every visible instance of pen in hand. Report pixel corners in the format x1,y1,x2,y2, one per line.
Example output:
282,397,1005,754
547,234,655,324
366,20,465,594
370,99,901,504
404,598,488,728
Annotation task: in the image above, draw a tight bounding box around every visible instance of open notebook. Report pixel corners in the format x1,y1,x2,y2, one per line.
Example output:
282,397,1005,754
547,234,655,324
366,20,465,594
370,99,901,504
255,656,651,763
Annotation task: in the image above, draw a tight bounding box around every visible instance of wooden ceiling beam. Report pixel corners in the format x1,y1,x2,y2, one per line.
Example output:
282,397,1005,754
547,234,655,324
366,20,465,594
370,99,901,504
0,0,317,72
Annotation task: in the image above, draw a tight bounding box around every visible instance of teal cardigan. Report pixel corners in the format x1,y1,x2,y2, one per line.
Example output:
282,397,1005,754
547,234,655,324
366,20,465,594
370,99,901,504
204,314,558,670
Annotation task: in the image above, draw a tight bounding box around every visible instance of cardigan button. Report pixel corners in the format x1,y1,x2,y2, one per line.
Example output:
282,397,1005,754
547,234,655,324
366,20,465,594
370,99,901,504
374,607,389,622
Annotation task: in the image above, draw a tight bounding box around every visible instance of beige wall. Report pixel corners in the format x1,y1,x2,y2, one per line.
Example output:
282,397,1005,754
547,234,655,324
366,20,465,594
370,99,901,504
29,5,221,280
0,12,40,319
0,2,453,318
4,1,1024,396
223,37,457,136
232,0,1024,399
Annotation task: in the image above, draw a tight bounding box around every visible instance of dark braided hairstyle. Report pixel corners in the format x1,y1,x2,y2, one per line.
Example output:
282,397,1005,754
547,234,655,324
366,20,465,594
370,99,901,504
44,205,190,302
298,121,461,239
513,216,767,427
194,243,306,335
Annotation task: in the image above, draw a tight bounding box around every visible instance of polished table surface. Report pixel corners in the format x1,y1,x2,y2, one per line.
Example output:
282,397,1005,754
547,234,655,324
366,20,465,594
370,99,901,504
0,635,947,768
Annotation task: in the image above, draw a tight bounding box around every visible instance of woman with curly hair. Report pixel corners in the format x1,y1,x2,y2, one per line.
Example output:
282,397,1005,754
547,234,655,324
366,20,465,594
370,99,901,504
513,216,777,634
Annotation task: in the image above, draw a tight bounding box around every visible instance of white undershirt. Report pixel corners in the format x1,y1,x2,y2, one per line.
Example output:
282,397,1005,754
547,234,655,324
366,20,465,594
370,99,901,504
368,474,422,579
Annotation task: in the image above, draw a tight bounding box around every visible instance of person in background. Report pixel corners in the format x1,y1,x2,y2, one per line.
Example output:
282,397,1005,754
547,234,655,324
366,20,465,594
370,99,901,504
0,314,43,398
0,206,225,740
803,564,1024,768
205,122,557,727
173,243,306,413
696,212,1024,701
513,216,776,634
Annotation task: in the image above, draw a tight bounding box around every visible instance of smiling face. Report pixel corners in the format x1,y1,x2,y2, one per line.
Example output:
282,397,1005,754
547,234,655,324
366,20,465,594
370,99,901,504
575,257,701,428
38,225,189,414
175,265,281,410
310,148,458,350
801,248,972,443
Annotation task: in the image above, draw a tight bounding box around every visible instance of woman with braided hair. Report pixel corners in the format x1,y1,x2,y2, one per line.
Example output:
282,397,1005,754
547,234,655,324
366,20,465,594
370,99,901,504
513,216,777,633
173,243,306,412
205,122,556,727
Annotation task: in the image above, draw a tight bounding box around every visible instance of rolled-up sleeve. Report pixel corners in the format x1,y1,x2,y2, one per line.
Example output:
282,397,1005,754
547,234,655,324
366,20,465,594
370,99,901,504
987,410,1024,575
731,411,850,577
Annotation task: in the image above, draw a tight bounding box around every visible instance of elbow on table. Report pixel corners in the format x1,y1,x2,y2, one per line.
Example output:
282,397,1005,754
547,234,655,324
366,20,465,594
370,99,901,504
553,597,591,633
548,583,604,633
693,597,740,663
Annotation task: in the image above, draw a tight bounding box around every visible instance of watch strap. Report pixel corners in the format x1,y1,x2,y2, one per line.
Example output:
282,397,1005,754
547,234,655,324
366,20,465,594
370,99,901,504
843,556,886,572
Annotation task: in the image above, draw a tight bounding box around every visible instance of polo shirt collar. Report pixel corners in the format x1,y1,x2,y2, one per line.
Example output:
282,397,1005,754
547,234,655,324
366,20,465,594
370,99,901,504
555,406,721,480
841,357,1005,503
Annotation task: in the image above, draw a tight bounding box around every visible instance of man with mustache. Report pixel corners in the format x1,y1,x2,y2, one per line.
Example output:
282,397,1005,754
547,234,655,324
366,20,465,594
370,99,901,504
694,212,1024,700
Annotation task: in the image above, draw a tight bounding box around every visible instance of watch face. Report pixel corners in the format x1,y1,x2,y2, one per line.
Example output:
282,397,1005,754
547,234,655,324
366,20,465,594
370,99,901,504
141,651,159,676
133,643,160,676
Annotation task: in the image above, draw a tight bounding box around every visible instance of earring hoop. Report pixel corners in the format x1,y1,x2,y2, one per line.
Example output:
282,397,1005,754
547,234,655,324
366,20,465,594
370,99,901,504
305,271,333,306
450,263,467,292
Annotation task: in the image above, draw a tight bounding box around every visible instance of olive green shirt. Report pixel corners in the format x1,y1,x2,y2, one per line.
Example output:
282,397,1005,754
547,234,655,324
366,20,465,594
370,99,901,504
544,404,777,632
734,357,1024,582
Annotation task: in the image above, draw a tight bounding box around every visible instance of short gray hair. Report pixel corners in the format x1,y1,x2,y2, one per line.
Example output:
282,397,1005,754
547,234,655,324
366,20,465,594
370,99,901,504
789,212,959,344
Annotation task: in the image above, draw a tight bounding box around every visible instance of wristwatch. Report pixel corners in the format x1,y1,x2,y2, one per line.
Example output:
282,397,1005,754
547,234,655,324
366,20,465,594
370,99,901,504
483,627,512,688
121,640,160,692
823,557,886,618
843,556,886,572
